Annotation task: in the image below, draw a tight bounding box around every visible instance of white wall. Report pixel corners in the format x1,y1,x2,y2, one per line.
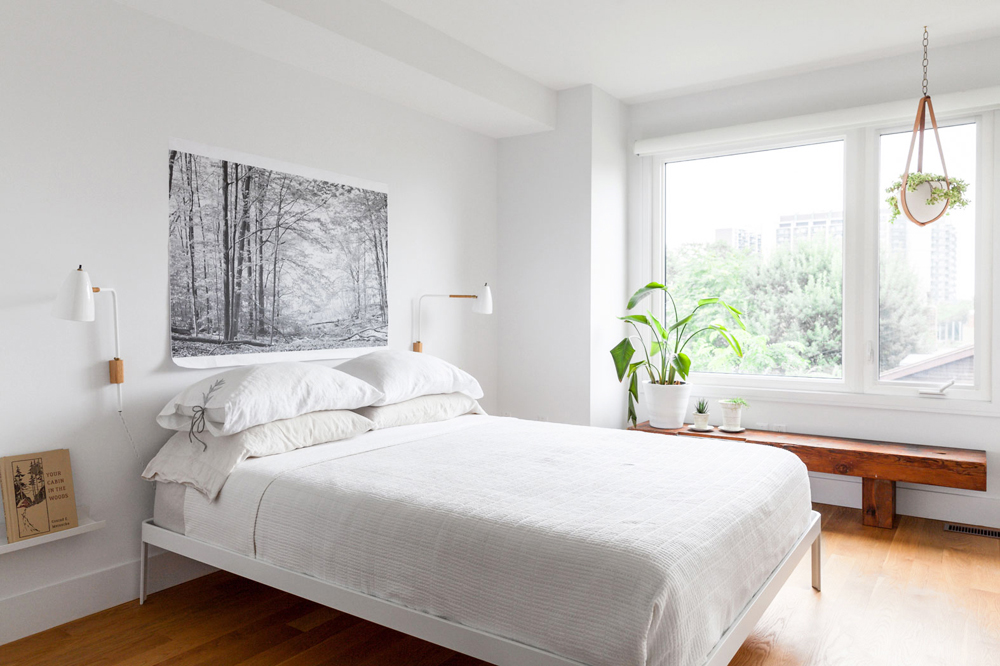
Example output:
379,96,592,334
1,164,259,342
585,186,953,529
627,37,1000,529
497,85,627,428
589,89,629,429
0,0,497,644
497,87,594,425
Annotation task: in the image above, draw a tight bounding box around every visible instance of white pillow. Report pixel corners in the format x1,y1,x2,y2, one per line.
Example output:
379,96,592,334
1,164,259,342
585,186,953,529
143,410,374,499
355,393,485,429
336,350,483,406
157,362,383,436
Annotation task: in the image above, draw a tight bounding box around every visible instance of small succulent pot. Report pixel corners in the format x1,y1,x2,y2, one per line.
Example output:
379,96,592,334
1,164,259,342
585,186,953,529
692,412,710,429
719,399,746,430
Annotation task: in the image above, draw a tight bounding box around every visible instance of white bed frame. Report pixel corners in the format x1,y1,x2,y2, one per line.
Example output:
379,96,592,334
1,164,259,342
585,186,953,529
140,511,821,666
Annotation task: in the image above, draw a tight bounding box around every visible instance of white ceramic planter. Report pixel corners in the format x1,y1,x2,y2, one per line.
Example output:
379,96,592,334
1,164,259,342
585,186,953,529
643,381,691,429
898,178,948,224
692,412,710,429
720,402,744,430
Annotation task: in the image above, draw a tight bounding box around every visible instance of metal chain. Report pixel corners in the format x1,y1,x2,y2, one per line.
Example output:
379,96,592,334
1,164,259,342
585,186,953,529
922,26,929,96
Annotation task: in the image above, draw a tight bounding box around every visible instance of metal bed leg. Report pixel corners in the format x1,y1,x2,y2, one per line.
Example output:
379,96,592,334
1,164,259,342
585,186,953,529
139,539,149,605
811,533,822,591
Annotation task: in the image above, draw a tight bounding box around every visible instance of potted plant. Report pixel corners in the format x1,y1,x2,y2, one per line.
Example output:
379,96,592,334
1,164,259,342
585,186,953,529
692,399,711,431
611,282,745,429
886,172,969,224
719,398,749,432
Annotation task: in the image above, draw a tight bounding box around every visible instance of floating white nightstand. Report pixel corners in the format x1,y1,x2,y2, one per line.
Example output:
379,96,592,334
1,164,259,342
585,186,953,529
0,508,105,555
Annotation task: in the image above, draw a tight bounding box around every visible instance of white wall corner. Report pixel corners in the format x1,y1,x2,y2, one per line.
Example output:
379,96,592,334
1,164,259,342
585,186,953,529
589,86,630,428
498,85,632,427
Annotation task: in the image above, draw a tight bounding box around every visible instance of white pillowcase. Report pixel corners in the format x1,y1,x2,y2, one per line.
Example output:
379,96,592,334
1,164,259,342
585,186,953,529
157,362,383,436
143,409,374,499
355,393,485,429
336,350,483,406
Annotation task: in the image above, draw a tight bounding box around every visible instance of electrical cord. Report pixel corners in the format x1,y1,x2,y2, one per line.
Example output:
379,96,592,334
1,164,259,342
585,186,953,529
118,409,141,463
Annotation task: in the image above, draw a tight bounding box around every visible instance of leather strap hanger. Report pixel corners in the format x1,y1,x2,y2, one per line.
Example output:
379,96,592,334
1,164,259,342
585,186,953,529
899,28,950,227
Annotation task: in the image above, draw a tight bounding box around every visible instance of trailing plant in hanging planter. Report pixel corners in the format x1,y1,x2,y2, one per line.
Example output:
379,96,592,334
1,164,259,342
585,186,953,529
888,29,972,226
885,172,969,224
611,282,745,428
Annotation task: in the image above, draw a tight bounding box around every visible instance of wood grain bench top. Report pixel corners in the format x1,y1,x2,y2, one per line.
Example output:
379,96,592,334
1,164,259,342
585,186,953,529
630,422,987,492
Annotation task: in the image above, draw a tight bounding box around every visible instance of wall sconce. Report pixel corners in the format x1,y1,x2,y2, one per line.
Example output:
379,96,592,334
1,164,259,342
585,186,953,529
53,266,125,411
413,283,493,352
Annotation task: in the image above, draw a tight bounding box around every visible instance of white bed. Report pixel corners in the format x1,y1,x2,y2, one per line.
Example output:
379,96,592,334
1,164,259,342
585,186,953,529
145,415,820,666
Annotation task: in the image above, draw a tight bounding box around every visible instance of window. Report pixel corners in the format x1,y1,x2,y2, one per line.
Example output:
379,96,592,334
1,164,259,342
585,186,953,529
663,141,845,378
648,108,994,406
878,123,978,385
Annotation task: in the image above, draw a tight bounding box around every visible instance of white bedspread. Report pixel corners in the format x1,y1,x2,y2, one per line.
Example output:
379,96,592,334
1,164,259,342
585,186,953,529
180,416,812,666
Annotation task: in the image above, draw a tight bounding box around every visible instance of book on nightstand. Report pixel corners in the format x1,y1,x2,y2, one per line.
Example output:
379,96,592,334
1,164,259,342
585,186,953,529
0,449,78,544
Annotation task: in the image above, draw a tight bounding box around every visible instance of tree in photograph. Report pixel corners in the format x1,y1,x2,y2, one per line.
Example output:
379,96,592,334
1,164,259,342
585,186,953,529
167,150,389,358
221,160,232,342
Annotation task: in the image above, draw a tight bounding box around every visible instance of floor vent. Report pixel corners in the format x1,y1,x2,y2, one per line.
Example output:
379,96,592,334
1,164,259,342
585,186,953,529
944,523,1000,539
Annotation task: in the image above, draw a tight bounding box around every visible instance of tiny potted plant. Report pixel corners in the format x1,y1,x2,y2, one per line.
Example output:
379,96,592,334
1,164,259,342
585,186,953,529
719,398,749,432
886,172,969,224
692,399,711,431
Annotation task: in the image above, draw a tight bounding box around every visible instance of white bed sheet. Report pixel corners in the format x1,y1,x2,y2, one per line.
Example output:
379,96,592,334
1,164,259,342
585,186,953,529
174,415,812,666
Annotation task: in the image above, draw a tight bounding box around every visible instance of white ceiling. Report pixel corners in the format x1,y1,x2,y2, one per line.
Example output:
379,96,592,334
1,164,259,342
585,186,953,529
381,0,1000,103
120,0,1000,137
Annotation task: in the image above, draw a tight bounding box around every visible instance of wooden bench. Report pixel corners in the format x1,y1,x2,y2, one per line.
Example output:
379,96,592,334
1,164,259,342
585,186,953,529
630,422,987,529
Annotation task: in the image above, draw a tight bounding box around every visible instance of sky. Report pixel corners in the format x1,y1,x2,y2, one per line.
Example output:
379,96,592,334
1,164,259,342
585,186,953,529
663,140,844,258
663,123,978,301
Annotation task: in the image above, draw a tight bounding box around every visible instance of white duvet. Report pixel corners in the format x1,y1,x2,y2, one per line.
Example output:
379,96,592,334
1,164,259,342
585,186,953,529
179,416,812,666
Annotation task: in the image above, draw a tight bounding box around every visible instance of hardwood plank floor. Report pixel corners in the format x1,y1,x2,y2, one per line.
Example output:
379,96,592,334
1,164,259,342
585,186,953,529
3,504,998,666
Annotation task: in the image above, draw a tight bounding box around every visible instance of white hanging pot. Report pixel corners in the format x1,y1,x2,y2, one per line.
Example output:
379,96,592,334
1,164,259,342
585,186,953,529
642,381,691,429
898,174,949,226
896,93,952,227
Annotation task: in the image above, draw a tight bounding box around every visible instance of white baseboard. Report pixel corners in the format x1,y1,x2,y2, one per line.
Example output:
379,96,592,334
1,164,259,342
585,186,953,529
808,472,1000,529
0,548,215,646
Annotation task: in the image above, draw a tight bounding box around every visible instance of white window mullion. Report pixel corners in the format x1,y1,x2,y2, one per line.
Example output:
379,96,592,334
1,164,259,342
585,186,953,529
843,128,868,394
861,126,882,394
981,111,997,400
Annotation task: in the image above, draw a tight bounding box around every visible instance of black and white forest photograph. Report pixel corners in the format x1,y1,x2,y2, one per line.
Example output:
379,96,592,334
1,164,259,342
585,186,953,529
168,143,388,365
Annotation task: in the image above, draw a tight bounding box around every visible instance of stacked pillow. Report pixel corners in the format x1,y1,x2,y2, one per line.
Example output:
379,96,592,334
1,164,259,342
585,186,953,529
143,353,486,499
144,362,382,498
336,350,485,429
155,362,381,435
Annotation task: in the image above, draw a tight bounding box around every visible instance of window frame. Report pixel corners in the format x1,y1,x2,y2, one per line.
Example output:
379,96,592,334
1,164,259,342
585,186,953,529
643,109,997,415
864,115,993,402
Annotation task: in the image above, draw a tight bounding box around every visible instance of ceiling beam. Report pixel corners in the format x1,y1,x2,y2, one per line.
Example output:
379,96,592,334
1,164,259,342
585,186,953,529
117,0,557,138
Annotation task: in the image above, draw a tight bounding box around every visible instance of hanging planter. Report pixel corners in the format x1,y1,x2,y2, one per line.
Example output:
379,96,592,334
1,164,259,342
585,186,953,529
885,27,970,226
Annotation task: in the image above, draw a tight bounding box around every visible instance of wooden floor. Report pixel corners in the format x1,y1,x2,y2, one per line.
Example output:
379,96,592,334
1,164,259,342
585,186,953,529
3,504,999,666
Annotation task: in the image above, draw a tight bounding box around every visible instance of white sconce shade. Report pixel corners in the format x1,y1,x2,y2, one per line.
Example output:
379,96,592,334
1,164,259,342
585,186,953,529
472,283,493,315
53,267,95,322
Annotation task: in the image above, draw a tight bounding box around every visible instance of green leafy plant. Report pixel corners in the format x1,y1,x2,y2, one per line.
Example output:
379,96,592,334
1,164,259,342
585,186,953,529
721,397,750,409
611,282,745,426
885,172,970,223
695,398,709,414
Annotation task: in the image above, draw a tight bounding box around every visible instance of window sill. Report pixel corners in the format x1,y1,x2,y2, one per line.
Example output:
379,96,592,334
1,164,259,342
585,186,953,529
688,381,997,417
